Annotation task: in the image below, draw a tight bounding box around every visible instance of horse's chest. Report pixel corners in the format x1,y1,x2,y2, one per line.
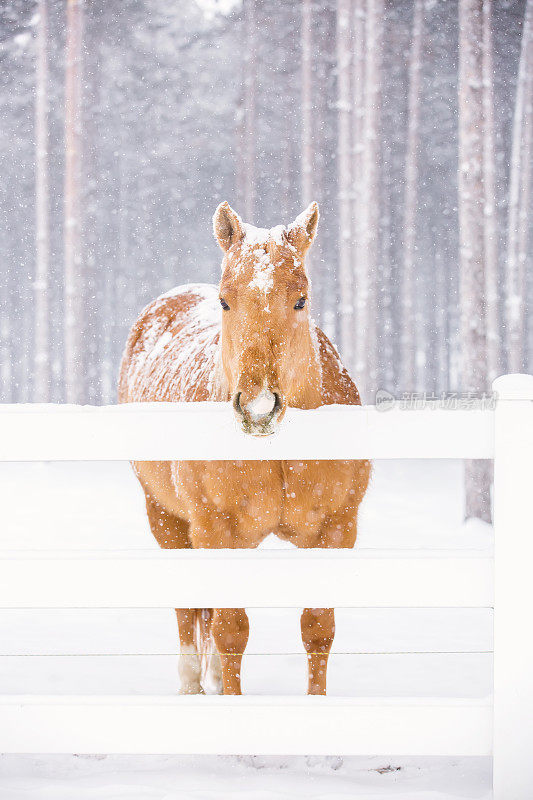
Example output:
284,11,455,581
279,460,355,533
190,459,354,540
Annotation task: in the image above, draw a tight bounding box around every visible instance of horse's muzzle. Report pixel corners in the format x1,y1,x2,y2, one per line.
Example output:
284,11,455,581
233,389,284,436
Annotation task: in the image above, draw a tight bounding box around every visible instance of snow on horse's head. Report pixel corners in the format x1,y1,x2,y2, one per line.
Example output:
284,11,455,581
213,201,320,436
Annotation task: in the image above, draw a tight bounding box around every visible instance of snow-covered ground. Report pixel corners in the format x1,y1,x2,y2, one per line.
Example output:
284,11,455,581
0,754,491,800
0,459,493,798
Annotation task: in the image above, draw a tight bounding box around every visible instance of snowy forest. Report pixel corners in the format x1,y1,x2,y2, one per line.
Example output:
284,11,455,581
0,0,531,410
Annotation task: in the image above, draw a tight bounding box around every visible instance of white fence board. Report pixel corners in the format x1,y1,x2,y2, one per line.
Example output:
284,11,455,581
0,403,494,461
0,695,492,755
4,379,533,788
0,550,493,609
493,375,533,799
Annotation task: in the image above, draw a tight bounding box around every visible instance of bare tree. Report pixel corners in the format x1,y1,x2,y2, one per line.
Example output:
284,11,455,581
63,0,85,403
351,0,365,215
506,0,533,373
336,0,354,370
400,0,423,391
354,0,383,399
242,0,256,221
83,0,103,404
280,116,293,221
301,0,323,322
301,0,313,209
482,0,499,384
351,0,365,364
458,0,490,522
434,237,450,392
313,3,335,336
0,213,12,401
34,0,50,402
379,135,394,390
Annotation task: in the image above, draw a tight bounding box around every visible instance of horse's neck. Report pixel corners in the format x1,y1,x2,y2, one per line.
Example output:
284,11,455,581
208,346,231,402
283,324,323,410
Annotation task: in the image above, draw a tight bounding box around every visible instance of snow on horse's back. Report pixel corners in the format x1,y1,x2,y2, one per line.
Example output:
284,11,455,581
119,283,225,404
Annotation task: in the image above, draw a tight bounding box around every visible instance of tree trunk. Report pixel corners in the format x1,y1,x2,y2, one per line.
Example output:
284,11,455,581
435,228,450,393
458,0,491,522
506,0,533,373
482,0,499,384
301,0,323,322
379,136,394,390
235,24,246,215
354,0,383,400
301,0,313,209
280,115,292,221
63,0,85,403
336,0,354,371
34,0,50,402
83,0,103,404
401,0,423,392
242,0,256,221
315,3,337,341
34,0,51,402
0,229,13,402
351,0,365,371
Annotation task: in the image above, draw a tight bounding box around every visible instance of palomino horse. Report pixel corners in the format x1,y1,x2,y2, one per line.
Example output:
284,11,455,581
119,202,371,695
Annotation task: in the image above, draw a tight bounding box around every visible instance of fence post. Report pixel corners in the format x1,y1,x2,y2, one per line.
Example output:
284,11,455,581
492,373,533,800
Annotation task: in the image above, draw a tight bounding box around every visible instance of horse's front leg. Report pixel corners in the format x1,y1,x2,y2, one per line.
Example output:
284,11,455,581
301,607,335,695
186,506,252,695
299,504,359,695
211,607,249,695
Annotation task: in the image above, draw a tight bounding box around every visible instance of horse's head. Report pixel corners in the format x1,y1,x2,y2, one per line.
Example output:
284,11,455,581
213,201,320,436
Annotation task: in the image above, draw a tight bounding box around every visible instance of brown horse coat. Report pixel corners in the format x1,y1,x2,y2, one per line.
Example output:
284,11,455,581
119,202,371,694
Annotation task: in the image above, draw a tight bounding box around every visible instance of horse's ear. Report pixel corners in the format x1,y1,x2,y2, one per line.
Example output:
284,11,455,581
286,202,319,254
213,202,244,252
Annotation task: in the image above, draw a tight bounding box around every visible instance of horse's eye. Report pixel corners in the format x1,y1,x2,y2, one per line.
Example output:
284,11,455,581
220,298,230,311
294,297,306,310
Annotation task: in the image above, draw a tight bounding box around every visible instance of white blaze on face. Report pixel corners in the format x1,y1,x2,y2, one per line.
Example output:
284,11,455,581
248,248,274,295
245,388,276,421
241,224,276,296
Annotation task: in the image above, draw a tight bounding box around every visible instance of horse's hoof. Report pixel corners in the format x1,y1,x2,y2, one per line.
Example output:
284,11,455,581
204,677,223,695
179,684,205,695
203,651,224,695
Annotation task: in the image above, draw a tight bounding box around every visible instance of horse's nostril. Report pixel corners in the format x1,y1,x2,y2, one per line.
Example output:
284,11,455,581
233,392,243,416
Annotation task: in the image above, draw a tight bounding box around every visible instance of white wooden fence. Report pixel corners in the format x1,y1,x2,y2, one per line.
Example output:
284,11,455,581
0,373,531,800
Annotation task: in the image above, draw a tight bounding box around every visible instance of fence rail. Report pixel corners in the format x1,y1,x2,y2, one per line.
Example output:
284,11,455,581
0,549,493,608
0,373,532,800
0,695,492,756
0,403,494,460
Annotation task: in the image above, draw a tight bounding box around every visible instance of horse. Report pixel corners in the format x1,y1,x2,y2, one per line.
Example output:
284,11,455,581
118,201,371,695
